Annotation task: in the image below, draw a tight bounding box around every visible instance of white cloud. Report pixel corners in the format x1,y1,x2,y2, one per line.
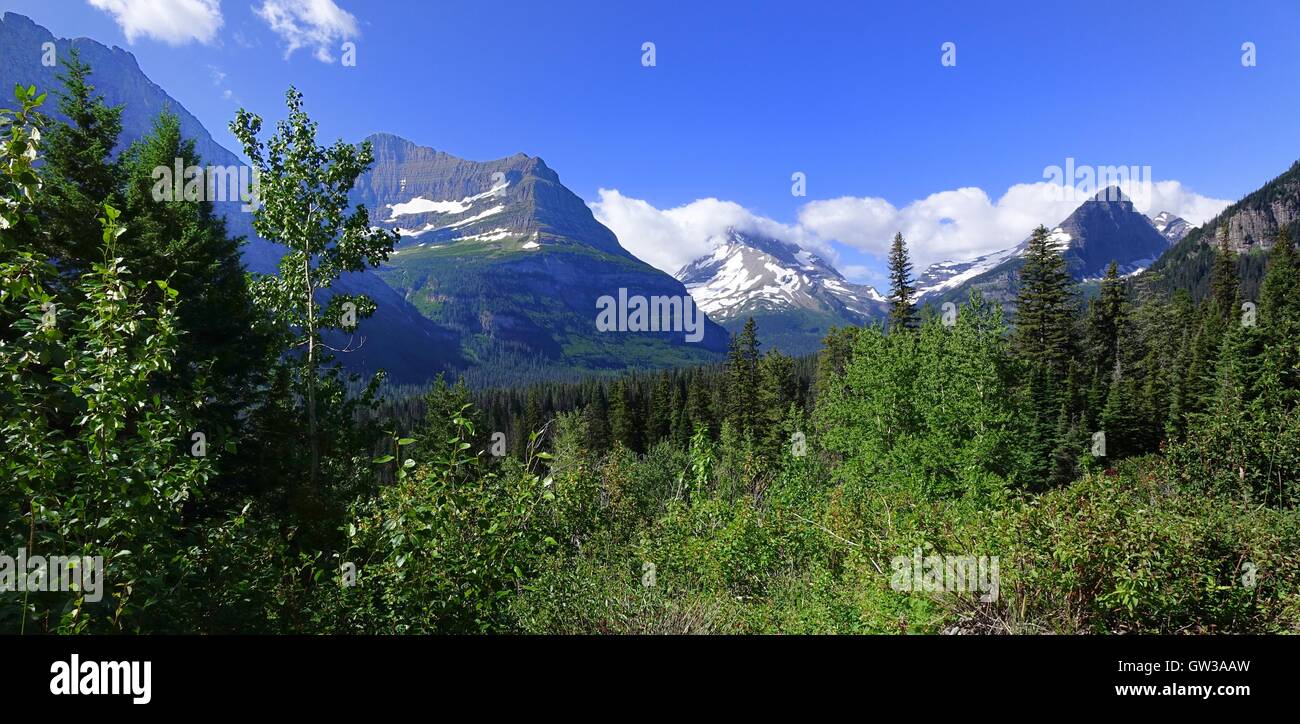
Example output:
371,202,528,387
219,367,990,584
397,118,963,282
592,179,1231,275
590,190,828,275
87,0,223,45
255,0,358,63
801,180,1230,268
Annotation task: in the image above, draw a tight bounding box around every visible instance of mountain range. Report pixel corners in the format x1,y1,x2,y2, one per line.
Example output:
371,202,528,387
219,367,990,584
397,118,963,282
4,11,1295,377
922,189,1192,312
1,13,725,385
1146,159,1300,302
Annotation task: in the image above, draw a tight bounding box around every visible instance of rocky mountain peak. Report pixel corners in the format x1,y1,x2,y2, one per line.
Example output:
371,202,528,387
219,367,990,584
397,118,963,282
676,228,884,324
1150,211,1193,243
353,134,628,257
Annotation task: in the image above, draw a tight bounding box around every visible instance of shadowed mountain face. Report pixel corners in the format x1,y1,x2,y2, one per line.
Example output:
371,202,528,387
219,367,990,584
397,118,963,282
675,228,885,355
0,11,273,272
0,12,465,383
1052,187,1171,278
354,134,729,381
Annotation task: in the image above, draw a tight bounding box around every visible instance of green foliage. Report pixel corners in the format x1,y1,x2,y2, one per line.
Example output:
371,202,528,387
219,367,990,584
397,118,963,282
981,465,1300,633
887,231,917,332
332,407,557,632
230,86,395,535
818,293,1021,501
33,50,123,264
1,87,211,631
6,67,1299,637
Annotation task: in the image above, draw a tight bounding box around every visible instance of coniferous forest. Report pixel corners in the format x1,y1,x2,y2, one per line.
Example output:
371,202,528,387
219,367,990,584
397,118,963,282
4,53,1299,639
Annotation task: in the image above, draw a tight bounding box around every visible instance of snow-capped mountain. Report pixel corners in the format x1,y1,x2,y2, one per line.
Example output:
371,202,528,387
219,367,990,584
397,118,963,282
914,246,1023,299
675,229,886,354
1150,211,1193,243
920,187,1174,308
677,229,885,320
352,133,729,374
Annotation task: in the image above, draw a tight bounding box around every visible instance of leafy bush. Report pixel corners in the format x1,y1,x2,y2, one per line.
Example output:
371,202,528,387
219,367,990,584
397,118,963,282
979,462,1300,633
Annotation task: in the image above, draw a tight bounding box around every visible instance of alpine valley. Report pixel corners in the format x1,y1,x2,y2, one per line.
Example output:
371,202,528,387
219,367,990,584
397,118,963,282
3,11,1293,380
1,13,726,386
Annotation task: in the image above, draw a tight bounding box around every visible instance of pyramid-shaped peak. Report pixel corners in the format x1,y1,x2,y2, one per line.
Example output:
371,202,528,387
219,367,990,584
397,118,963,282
1090,186,1131,204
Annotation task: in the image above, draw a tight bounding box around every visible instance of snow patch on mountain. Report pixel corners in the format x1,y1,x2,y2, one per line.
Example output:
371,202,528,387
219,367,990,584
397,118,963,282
675,228,885,322
1150,211,1193,243
385,181,511,221
915,245,1022,299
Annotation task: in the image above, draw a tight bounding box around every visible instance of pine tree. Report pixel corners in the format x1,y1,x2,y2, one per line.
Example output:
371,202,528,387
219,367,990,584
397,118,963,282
584,387,611,453
1210,224,1240,323
648,371,673,445
609,379,639,452
756,350,796,460
1258,226,1299,408
35,49,124,266
887,231,917,332
1014,225,1078,373
119,110,269,442
1013,225,1079,487
1086,261,1127,380
1260,226,1297,328
725,317,761,436
687,371,715,437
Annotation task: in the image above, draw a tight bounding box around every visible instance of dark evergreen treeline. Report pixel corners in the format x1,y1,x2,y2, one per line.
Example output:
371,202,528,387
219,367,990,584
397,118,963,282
374,339,816,460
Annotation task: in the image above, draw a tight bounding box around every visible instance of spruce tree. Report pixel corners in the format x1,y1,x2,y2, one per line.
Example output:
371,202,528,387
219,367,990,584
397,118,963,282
756,350,795,460
609,379,639,452
725,317,761,436
36,49,124,266
887,231,917,332
1210,224,1240,323
1014,225,1077,373
1086,261,1127,380
1013,225,1079,487
119,110,269,444
583,387,611,453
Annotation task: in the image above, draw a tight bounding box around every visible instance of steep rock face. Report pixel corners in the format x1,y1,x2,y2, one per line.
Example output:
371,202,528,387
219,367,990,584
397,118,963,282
1145,160,1300,302
674,228,885,354
1053,188,1171,278
356,134,729,378
1212,195,1299,254
1173,161,1299,255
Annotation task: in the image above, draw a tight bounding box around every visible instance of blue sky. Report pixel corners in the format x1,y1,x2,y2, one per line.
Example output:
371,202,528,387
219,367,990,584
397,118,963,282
8,0,1300,286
